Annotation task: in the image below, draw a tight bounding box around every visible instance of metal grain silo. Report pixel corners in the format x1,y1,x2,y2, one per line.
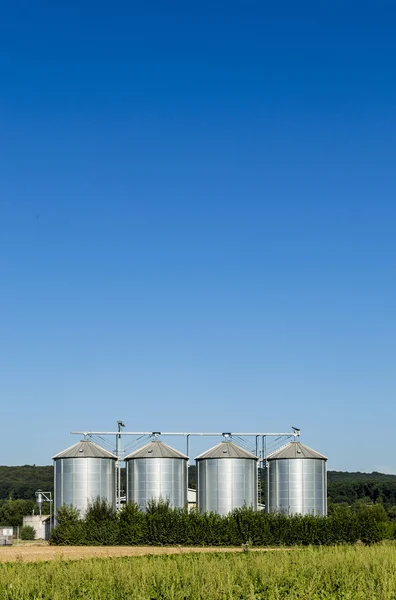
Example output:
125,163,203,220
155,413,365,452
53,440,117,515
266,441,327,516
195,441,258,515
125,440,188,510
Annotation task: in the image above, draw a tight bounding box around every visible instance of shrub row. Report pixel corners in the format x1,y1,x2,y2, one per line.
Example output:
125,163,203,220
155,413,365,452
50,499,395,546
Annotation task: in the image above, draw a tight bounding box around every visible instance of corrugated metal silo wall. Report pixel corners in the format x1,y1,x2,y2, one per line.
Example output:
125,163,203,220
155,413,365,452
126,458,188,511
54,457,116,515
266,458,327,516
197,458,258,515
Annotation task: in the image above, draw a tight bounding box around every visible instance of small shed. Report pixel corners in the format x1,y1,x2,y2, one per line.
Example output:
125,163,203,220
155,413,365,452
22,515,51,540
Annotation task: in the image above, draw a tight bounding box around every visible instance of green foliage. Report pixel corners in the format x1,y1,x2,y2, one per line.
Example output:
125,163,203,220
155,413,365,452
50,500,394,547
188,465,196,489
118,502,147,545
386,505,396,521
20,525,36,540
84,498,119,546
0,465,53,500
0,499,37,527
328,470,396,505
50,505,85,546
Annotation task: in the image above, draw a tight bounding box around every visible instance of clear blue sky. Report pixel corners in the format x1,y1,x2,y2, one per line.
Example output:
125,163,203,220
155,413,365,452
1,1,395,471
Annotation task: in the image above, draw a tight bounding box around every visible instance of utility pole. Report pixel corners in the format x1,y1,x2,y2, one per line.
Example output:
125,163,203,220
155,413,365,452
116,421,125,510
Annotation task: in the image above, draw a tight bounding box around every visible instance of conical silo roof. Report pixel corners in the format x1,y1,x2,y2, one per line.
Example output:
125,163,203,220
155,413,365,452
266,441,327,461
52,439,117,460
124,440,188,460
195,440,258,461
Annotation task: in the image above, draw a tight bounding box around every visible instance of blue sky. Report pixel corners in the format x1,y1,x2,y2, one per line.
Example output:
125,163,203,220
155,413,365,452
1,1,395,470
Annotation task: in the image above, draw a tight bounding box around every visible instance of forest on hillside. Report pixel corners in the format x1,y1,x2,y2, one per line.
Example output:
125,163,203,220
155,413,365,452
0,466,53,500
327,471,396,505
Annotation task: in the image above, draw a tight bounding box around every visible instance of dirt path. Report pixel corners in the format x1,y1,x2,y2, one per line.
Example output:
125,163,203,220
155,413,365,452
0,545,279,563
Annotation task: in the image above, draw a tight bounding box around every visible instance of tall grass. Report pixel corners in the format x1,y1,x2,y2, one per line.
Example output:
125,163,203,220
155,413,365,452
1,544,396,599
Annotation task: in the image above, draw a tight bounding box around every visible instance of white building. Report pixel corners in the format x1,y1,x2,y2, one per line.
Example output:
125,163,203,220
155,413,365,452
22,515,51,540
188,488,196,510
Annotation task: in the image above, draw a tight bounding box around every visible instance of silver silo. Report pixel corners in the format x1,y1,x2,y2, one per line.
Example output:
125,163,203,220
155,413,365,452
266,441,327,516
195,441,258,515
125,440,188,510
53,440,117,515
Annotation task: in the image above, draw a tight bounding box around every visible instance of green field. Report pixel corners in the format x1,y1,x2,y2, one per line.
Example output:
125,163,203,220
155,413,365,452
1,544,396,599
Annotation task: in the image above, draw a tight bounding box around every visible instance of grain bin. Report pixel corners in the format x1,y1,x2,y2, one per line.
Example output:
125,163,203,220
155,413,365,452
195,441,258,515
265,441,327,516
125,440,188,510
53,440,117,515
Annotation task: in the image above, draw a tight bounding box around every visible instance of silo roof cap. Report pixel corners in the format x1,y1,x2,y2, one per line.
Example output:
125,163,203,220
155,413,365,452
124,440,188,460
52,439,117,460
195,440,258,461
266,441,327,461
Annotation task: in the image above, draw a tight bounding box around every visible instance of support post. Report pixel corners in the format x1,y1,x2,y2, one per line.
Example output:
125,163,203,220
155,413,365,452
262,436,265,509
256,435,260,508
186,434,190,507
50,498,52,535
116,421,125,511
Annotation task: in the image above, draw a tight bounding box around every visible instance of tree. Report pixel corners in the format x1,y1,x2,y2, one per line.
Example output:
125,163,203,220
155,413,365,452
0,499,36,527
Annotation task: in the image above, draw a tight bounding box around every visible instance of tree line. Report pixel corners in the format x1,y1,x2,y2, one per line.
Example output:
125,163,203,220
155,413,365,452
0,466,53,500
327,471,396,506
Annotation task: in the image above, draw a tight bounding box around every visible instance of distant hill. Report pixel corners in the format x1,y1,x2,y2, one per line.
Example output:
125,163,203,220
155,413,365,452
1,465,396,505
327,470,396,505
0,466,53,500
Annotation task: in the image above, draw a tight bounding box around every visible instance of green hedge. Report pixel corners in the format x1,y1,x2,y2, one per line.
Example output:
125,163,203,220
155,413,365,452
50,499,395,546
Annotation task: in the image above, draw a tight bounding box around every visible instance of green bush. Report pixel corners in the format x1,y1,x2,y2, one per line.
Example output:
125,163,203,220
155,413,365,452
20,525,36,540
84,498,119,546
118,502,147,545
